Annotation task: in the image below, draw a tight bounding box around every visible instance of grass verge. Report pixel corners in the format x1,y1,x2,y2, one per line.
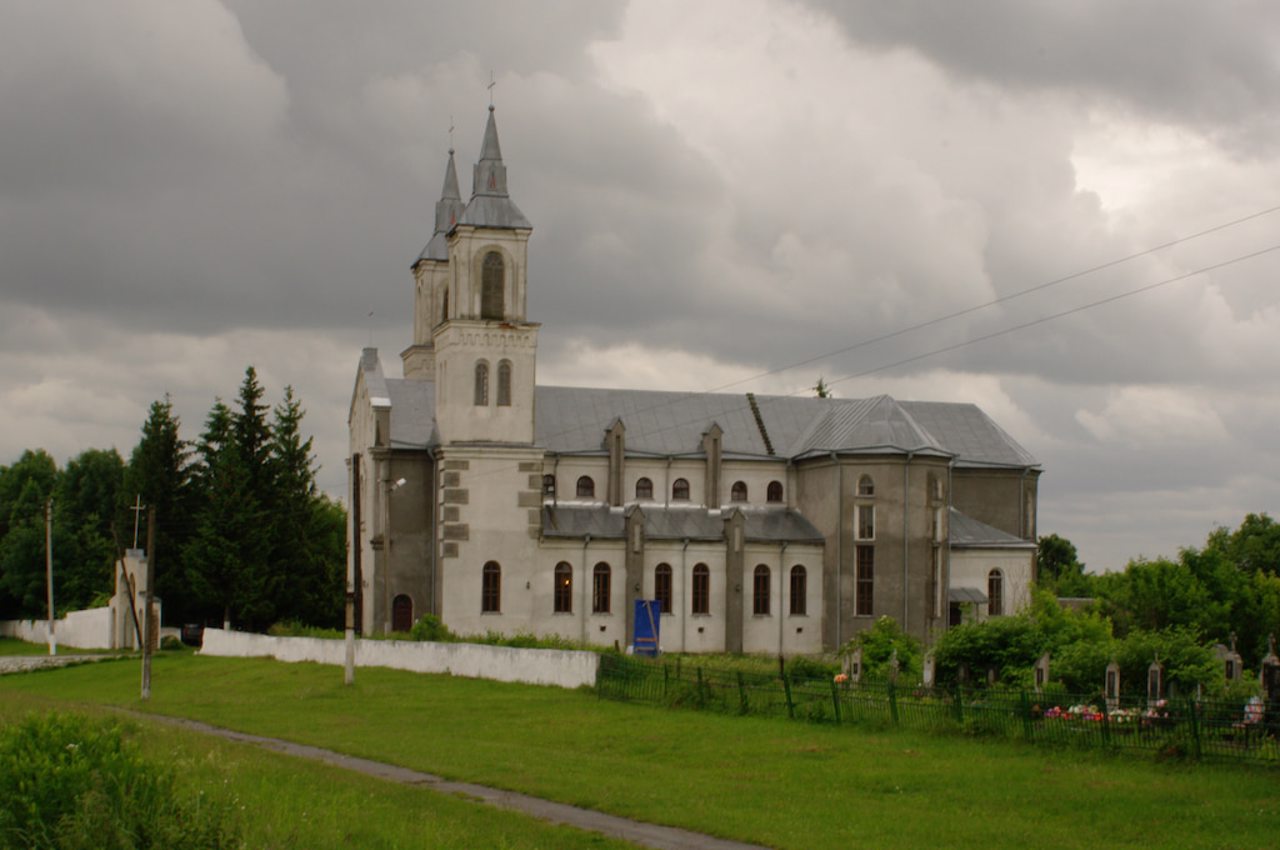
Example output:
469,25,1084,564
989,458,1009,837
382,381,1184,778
2,654,1277,849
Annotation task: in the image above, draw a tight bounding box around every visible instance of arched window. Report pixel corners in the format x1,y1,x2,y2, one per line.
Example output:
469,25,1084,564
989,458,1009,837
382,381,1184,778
497,360,512,406
554,562,572,613
856,474,875,541
767,481,783,503
392,594,413,633
635,477,653,500
988,569,1004,617
857,474,875,497
576,476,595,498
474,360,489,406
654,563,673,614
731,481,748,502
481,562,501,613
672,478,690,501
691,564,710,615
481,251,504,319
789,566,806,615
592,562,611,614
753,565,770,615
542,474,556,498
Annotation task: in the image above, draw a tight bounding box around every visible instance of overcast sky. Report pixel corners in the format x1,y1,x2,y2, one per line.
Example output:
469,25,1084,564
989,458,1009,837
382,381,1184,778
3,0,1279,572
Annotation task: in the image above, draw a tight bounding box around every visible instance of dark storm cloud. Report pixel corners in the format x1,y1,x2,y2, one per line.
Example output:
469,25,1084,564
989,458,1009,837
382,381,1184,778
801,0,1280,142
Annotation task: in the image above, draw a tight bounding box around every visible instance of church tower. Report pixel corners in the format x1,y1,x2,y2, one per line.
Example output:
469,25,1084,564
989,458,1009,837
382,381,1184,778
402,148,465,379
433,105,539,445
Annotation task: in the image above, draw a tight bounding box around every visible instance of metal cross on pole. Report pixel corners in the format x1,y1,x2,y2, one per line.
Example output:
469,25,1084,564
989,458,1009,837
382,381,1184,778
130,494,145,549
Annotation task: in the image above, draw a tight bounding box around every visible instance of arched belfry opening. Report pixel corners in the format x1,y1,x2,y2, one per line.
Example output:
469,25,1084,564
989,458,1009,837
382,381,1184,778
481,251,504,319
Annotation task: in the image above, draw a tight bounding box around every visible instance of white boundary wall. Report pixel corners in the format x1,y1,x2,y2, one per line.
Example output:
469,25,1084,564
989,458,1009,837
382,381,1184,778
1,608,114,649
199,628,600,690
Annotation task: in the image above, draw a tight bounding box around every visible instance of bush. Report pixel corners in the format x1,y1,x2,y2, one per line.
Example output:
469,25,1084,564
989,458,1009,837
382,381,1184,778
840,616,922,681
159,636,184,651
0,713,238,849
408,615,455,642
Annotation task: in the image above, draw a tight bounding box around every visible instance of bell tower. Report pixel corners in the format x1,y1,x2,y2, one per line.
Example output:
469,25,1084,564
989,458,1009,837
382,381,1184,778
433,106,539,445
403,148,465,380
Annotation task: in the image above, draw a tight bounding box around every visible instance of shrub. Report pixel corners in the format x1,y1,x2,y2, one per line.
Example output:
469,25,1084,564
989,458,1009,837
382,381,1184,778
840,616,922,681
408,615,454,642
159,636,184,651
0,713,238,849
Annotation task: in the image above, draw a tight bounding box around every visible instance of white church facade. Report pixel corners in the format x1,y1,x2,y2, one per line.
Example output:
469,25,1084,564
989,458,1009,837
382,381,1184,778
348,107,1040,654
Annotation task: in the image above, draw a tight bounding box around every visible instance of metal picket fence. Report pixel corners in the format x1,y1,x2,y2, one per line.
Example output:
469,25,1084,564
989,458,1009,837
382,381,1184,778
596,654,1280,765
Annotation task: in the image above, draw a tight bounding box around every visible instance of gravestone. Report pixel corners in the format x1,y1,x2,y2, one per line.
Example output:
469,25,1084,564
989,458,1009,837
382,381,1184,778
1104,660,1120,712
922,653,935,688
1147,655,1163,707
847,647,863,684
1215,634,1243,683
1261,634,1279,704
1034,652,1050,692
888,648,900,684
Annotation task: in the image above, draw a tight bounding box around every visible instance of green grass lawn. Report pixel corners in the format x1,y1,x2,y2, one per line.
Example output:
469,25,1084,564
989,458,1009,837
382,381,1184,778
0,636,123,656
2,654,1276,849
0,689,638,850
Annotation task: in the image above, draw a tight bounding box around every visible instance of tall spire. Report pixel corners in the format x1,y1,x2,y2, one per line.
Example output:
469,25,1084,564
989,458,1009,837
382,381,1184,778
459,106,531,229
416,148,466,264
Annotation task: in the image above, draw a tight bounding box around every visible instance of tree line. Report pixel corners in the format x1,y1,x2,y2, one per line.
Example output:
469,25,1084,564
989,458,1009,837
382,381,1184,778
0,367,345,631
929,515,1280,695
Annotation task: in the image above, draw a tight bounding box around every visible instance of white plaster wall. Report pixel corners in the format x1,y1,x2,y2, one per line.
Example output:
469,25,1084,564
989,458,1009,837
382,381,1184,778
199,628,599,689
1,607,116,649
740,545,824,656
949,548,1035,618
720,460,789,508
547,456,608,503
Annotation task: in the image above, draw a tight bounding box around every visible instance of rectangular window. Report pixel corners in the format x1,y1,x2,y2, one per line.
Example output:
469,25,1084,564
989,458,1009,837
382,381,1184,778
655,567,672,614
855,545,874,616
593,566,611,614
691,566,710,615
856,505,875,540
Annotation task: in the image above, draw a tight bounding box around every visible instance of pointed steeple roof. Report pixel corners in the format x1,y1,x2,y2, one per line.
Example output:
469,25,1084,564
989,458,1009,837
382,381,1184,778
459,106,531,230
416,149,466,264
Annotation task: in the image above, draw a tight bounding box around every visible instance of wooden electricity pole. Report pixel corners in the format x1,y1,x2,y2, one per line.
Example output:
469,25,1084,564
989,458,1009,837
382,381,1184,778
141,507,156,700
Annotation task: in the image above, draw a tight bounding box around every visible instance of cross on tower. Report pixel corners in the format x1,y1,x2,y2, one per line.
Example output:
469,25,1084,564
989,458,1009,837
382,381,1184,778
129,494,146,549
487,70,496,106
448,114,455,153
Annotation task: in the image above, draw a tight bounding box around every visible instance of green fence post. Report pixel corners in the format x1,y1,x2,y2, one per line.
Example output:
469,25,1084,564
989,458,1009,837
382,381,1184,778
1020,690,1033,740
663,663,669,700
696,667,705,709
783,674,796,719
888,680,900,726
1100,700,1111,749
953,684,964,725
830,679,843,724
737,671,749,715
1186,697,1202,760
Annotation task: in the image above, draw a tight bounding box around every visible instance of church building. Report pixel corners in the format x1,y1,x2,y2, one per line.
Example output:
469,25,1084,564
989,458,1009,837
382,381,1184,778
348,107,1041,654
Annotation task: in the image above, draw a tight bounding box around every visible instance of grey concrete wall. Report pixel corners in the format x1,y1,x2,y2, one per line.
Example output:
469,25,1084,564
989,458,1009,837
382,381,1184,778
952,468,1038,540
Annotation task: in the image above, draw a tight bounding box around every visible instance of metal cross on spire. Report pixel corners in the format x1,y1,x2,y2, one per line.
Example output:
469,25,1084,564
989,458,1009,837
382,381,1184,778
487,70,496,106
448,114,455,153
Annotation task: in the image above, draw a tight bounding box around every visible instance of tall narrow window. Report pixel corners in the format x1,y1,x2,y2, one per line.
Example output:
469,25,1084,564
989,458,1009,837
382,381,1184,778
856,504,875,540
654,563,673,614
474,360,489,406
542,474,556,498
441,287,449,324
481,251,504,319
767,481,784,503
635,477,653,500
691,564,710,615
481,562,501,613
855,545,874,616
731,481,748,502
753,565,771,615
988,569,1004,617
576,476,595,498
497,360,512,406
592,562,611,614
554,562,572,613
789,566,807,615
672,478,690,501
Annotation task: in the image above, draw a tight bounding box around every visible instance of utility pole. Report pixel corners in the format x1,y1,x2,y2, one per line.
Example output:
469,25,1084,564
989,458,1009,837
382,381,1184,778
141,506,156,700
45,497,56,656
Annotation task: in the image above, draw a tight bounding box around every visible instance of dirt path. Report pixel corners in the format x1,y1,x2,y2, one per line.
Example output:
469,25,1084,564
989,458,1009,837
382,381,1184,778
133,712,772,850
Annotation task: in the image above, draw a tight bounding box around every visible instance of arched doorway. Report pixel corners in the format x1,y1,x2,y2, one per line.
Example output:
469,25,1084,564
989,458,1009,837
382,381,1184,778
392,594,414,633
